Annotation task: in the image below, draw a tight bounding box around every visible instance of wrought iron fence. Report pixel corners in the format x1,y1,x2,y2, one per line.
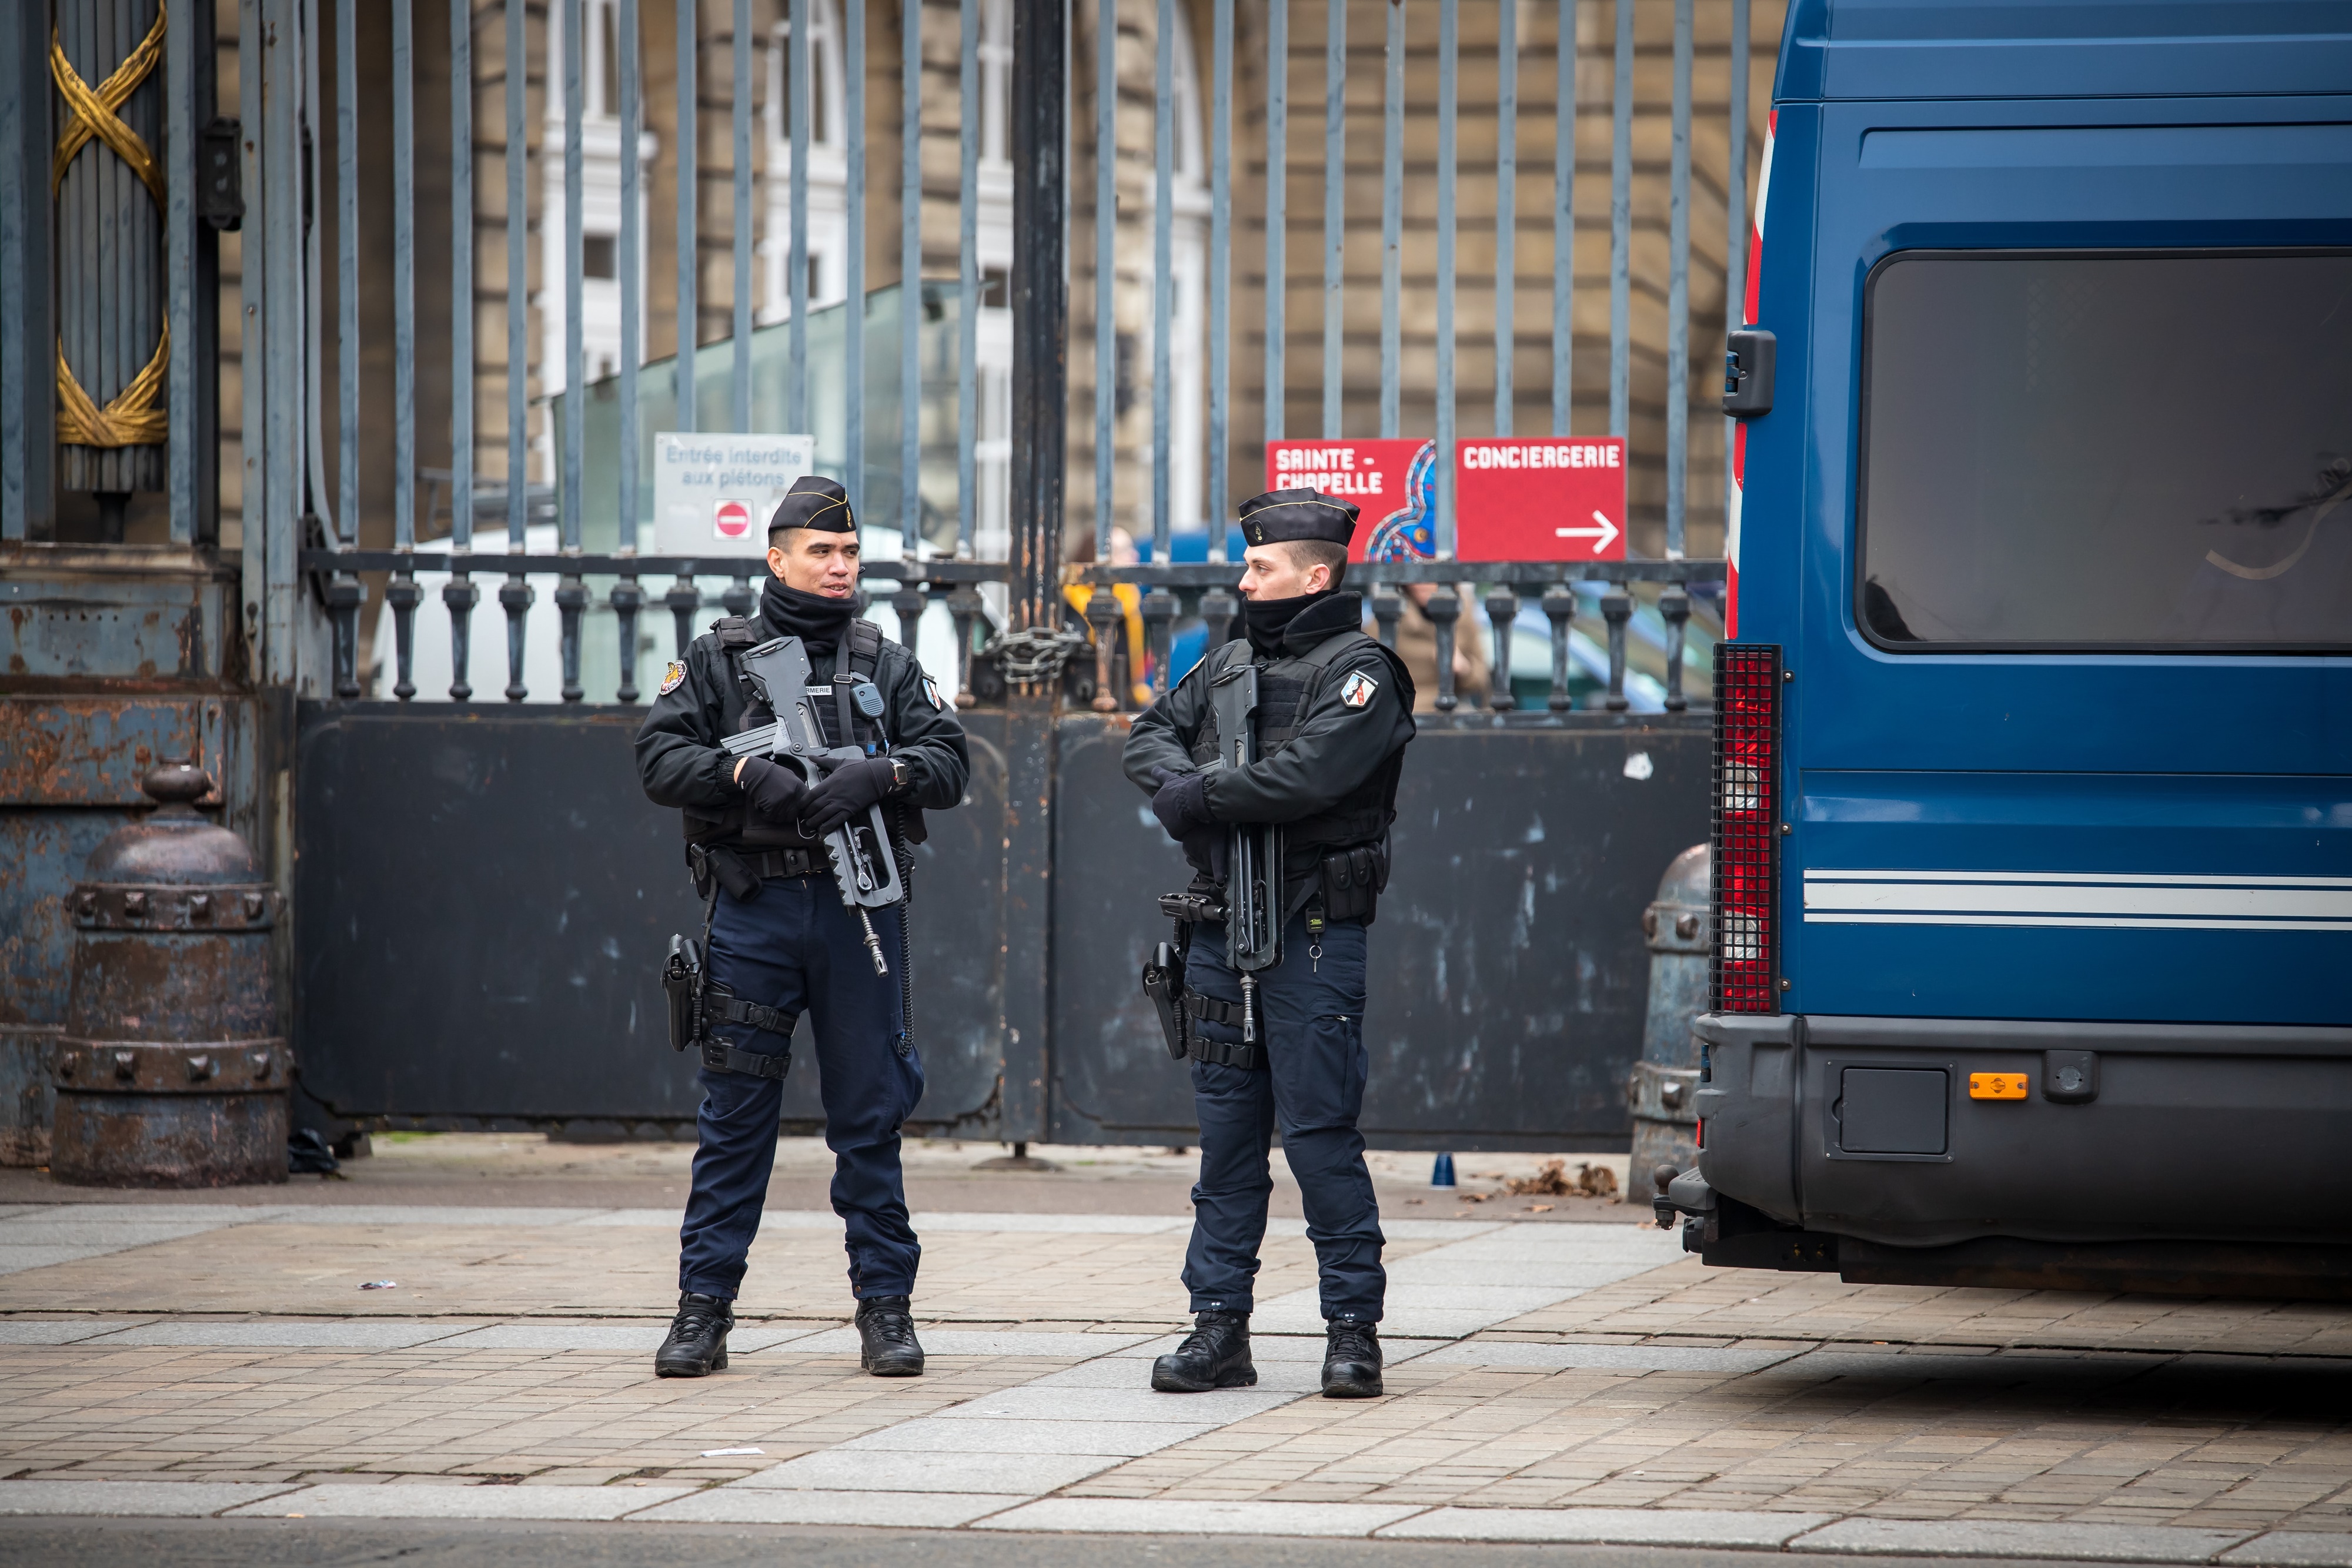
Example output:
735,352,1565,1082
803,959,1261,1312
279,0,1762,712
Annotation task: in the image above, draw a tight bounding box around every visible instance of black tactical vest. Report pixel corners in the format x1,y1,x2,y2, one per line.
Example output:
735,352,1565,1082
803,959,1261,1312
1185,629,1408,865
683,617,922,848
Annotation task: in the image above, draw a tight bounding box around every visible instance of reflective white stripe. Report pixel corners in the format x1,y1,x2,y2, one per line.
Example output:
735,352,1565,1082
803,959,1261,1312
1802,870,2352,930
1806,870,2352,889
1807,913,2352,933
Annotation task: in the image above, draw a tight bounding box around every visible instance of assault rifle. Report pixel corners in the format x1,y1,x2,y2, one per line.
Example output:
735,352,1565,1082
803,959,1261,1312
728,636,904,975
1209,660,1282,1041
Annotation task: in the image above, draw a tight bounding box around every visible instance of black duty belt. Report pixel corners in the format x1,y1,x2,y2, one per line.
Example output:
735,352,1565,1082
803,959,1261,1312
739,848,829,880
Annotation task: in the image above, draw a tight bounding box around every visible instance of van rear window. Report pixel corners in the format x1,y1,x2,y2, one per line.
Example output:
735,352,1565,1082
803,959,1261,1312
1857,250,2352,651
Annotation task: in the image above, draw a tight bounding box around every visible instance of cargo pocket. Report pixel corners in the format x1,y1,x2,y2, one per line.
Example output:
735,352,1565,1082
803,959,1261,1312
1304,1009,1369,1125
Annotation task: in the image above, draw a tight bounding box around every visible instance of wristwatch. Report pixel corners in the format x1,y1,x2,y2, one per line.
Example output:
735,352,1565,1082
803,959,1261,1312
887,756,911,795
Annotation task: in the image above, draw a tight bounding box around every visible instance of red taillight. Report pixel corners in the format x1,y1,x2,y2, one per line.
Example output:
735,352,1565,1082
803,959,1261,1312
1710,642,1781,1013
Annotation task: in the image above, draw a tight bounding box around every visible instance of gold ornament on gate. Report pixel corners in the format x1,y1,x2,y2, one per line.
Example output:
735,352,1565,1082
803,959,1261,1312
51,3,170,449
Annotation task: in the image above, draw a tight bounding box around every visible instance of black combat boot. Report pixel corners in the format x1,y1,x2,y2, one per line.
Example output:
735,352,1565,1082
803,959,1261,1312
1151,1310,1257,1392
856,1295,926,1376
1321,1315,1383,1398
654,1291,733,1378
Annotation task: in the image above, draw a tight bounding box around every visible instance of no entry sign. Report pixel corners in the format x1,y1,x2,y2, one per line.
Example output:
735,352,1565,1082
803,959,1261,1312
652,432,816,557
1265,440,1436,562
1455,438,1627,563
1268,436,1626,563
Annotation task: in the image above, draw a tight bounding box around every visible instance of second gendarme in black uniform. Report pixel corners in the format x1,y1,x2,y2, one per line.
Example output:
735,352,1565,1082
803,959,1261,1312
635,475,970,1381
1122,487,1416,1399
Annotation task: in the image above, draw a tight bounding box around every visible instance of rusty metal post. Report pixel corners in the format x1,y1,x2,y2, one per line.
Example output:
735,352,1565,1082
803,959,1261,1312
50,762,289,1186
1629,842,1709,1198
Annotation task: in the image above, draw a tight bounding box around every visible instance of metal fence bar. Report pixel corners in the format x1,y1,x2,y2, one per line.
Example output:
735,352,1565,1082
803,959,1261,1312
1724,0,1748,548
615,0,643,699
306,0,335,554
445,0,480,700
1261,0,1285,450
1493,0,1515,439
555,0,586,699
1435,0,1456,555
389,0,420,697
731,0,751,434
505,0,526,550
676,0,696,433
900,0,920,538
1319,0,1341,439
1093,0,1116,559
172,0,202,543
1149,0,1174,553
265,0,305,683
957,0,978,556
843,0,864,519
1207,0,1231,551
1665,0,1690,560
333,0,358,546
619,0,642,537
450,0,475,547
1608,0,1629,440
787,0,810,434
1551,0,1574,436
1377,0,1402,440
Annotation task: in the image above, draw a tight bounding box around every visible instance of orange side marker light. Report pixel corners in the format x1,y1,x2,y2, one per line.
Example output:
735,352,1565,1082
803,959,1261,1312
1968,1072,2028,1101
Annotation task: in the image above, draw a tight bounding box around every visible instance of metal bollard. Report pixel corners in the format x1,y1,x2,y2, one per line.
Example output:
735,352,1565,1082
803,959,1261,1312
49,763,290,1188
1628,844,1709,1196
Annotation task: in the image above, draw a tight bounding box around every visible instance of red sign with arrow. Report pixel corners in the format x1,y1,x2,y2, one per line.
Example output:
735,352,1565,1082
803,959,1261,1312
1454,437,1628,563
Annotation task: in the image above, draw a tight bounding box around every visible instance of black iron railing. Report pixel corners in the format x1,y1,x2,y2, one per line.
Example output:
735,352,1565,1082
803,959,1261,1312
303,547,1725,716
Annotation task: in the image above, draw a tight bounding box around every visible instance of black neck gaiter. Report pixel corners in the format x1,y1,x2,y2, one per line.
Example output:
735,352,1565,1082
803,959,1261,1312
760,577,857,653
1243,587,1340,658
1242,592,1374,658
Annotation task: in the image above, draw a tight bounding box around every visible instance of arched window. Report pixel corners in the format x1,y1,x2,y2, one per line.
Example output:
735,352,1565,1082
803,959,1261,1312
761,0,849,319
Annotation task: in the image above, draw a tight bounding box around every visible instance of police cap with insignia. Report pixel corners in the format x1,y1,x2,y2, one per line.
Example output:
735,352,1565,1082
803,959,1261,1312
768,474,856,537
1235,487,1359,549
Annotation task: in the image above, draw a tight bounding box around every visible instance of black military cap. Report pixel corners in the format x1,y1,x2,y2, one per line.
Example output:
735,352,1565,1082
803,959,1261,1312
768,474,855,536
1236,487,1359,549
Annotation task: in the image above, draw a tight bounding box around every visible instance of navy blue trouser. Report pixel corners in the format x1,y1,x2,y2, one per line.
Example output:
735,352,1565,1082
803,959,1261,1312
678,874,924,1302
1180,911,1385,1322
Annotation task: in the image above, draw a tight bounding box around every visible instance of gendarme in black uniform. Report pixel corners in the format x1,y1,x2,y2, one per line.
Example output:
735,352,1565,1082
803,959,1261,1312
1122,487,1416,1399
635,476,970,1380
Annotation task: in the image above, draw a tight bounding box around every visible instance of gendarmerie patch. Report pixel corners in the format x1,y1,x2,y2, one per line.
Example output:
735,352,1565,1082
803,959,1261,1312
658,660,688,696
922,675,946,710
1339,670,1379,709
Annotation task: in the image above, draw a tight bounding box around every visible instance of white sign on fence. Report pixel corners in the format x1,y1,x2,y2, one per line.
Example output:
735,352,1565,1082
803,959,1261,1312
652,432,816,558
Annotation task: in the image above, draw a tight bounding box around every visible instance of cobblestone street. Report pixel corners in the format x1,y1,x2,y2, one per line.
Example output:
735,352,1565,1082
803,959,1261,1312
1,1136,2348,1565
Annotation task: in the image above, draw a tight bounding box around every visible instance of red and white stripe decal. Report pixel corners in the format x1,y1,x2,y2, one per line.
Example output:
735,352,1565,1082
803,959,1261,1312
1726,111,1775,640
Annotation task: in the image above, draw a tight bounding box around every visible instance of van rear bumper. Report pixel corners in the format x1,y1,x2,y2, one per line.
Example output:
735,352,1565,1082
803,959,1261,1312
1691,1012,2352,1251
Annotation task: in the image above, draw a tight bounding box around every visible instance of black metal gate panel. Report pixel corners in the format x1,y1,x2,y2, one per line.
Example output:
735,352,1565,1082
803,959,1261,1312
295,700,1705,1150
1049,714,1710,1150
293,702,1008,1135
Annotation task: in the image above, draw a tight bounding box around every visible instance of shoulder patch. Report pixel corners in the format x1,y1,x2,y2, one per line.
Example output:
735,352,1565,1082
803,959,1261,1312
1339,669,1379,709
921,674,946,710
657,660,688,697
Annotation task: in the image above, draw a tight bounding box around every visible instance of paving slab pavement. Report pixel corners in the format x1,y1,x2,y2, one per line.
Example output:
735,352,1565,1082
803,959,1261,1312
1,1136,2350,1562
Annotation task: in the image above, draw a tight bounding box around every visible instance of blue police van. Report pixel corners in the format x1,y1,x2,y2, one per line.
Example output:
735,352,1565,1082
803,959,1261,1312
1669,0,2352,1297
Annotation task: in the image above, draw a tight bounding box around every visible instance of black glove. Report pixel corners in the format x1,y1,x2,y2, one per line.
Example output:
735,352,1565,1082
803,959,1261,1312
738,755,811,825
1150,769,1212,842
801,755,898,835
